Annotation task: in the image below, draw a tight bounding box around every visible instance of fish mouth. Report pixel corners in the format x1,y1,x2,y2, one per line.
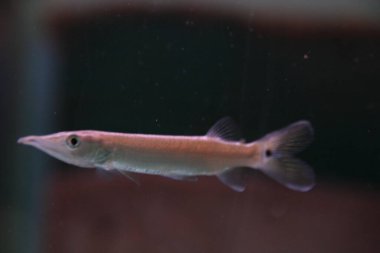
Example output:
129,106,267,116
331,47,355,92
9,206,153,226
17,135,57,152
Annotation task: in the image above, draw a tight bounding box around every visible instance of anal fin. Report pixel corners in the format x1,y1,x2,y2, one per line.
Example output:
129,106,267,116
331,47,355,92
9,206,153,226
163,174,198,181
217,167,248,192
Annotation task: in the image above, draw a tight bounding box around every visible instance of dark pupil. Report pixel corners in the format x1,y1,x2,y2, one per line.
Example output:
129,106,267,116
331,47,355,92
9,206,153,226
70,137,78,146
265,149,272,157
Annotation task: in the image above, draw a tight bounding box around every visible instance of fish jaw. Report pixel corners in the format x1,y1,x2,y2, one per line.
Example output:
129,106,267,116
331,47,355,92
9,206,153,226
18,134,69,161
18,135,41,146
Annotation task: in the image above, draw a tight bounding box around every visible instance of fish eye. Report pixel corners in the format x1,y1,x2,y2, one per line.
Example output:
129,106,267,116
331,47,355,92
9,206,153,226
66,135,80,149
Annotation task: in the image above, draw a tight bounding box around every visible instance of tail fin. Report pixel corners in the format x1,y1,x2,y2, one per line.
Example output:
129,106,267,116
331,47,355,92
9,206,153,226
258,121,315,192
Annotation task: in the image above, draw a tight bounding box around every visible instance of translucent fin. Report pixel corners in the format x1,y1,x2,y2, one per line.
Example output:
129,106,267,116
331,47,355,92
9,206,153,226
217,167,248,192
116,170,140,185
96,163,140,185
206,117,243,142
258,121,315,192
163,174,198,181
262,157,315,192
261,120,314,154
93,149,111,165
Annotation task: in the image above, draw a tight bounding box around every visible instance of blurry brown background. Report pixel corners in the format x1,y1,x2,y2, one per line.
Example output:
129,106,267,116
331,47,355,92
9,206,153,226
2,1,380,253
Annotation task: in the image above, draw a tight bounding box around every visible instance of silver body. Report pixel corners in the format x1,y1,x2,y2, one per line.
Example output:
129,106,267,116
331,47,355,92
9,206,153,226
96,133,258,176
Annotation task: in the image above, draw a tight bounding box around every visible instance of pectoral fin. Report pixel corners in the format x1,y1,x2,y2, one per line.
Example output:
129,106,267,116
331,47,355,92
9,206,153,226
116,170,140,185
95,164,140,185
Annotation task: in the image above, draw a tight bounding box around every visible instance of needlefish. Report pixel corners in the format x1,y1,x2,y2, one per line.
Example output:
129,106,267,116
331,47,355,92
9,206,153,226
18,118,315,192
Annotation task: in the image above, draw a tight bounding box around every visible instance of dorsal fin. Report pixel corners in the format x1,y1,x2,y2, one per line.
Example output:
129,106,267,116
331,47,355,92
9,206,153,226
206,117,243,142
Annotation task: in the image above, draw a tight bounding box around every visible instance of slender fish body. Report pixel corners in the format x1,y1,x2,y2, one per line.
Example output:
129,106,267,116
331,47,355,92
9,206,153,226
18,118,315,192
97,133,257,175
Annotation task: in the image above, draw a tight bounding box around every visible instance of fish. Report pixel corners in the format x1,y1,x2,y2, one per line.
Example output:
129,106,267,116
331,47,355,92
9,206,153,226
17,117,315,192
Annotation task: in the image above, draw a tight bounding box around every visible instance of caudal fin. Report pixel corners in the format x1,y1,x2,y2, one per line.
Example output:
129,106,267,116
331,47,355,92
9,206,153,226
258,121,315,192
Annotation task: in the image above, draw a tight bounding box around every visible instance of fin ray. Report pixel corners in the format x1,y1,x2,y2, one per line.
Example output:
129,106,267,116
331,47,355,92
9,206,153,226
116,170,140,185
262,120,313,155
258,121,315,192
206,117,243,142
263,157,315,192
217,167,248,192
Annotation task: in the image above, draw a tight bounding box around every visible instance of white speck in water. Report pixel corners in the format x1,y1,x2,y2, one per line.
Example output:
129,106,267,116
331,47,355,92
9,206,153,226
155,118,161,128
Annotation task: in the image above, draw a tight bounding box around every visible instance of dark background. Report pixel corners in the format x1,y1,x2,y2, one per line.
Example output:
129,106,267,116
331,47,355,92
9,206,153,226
1,3,380,253
57,12,380,182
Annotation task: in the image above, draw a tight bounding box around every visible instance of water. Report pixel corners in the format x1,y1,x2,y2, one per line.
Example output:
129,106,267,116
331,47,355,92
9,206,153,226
2,3,380,253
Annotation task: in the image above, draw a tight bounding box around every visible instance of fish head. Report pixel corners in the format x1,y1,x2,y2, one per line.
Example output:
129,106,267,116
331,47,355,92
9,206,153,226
18,131,109,168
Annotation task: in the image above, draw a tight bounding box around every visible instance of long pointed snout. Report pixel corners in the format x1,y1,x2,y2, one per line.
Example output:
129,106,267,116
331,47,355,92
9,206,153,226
17,134,63,154
17,133,74,165
18,131,99,169
18,136,40,145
